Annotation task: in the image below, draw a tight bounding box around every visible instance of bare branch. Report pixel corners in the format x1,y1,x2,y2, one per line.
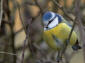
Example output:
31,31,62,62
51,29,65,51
51,0,74,21
0,0,3,26
21,37,28,63
74,0,85,63
0,51,17,56
15,1,33,63
17,3,27,34
16,4,27,63
0,51,22,62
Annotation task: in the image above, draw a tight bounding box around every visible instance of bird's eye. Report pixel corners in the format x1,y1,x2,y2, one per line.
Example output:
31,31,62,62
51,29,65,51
49,21,52,23
47,20,53,25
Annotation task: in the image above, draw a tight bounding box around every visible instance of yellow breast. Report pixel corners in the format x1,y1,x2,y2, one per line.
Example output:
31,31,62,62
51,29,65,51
43,23,77,50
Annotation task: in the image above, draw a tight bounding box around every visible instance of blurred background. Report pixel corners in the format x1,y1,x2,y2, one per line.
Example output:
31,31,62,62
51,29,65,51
0,0,85,63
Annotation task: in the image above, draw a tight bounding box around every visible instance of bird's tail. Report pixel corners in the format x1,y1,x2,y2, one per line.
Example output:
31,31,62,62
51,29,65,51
72,40,81,51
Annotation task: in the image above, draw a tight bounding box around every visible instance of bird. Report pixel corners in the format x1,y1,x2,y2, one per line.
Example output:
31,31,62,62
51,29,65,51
42,11,81,62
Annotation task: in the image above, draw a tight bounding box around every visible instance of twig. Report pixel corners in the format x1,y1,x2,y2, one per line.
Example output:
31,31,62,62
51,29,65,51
0,51,22,62
11,29,17,63
16,3,27,63
51,0,74,21
21,37,28,63
51,1,77,63
0,0,3,26
2,0,17,63
6,0,17,62
74,0,85,63
62,17,76,63
0,51,17,56
34,0,43,14
67,19,76,43
16,3,27,34
61,0,84,62
60,8,76,61
15,2,32,63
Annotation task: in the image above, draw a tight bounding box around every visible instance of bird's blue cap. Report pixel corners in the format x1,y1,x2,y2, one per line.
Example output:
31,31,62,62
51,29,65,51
43,11,55,21
43,11,62,23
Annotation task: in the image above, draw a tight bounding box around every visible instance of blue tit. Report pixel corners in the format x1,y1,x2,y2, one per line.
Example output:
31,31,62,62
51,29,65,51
42,11,81,62
42,11,81,51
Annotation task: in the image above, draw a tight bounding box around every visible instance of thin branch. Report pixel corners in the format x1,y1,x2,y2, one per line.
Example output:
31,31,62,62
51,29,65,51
74,0,85,63
21,37,28,63
50,1,77,63
61,17,76,62
67,19,76,42
0,0,3,26
16,4,27,63
0,51,22,62
51,1,80,63
22,1,35,6
0,51,17,56
51,0,74,21
15,2,32,63
60,9,76,61
34,0,44,14
16,3,27,34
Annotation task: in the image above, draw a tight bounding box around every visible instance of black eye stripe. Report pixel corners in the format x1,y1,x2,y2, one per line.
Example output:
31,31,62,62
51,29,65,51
47,16,57,25
48,20,53,25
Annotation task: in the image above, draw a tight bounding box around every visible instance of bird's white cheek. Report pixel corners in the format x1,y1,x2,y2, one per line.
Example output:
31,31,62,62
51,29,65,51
48,17,58,28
